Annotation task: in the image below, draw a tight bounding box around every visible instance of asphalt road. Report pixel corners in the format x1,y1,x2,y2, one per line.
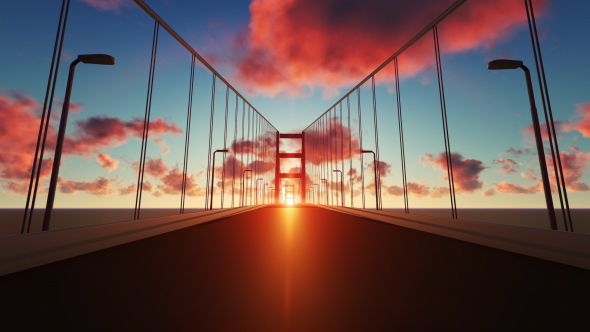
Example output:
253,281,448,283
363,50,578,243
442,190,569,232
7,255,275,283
1,205,589,331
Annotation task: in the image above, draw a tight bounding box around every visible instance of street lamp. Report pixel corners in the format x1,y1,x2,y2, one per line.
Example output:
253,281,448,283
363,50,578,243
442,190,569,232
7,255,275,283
309,187,315,204
264,183,269,204
361,150,379,210
256,178,263,205
333,170,343,207
314,184,319,204
321,179,329,205
209,149,229,210
43,54,116,231
241,169,252,206
487,59,557,230
269,187,274,203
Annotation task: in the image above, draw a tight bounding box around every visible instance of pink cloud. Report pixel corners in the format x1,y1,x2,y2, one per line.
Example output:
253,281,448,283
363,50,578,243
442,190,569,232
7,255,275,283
219,0,547,96
58,176,116,197
482,188,496,197
563,102,590,138
304,116,360,165
420,152,487,194
96,154,118,173
0,90,55,193
494,181,540,195
492,158,518,175
65,116,181,156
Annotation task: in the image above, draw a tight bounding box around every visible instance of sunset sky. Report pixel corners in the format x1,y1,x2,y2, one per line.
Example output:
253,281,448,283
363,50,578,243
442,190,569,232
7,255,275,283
1,0,590,213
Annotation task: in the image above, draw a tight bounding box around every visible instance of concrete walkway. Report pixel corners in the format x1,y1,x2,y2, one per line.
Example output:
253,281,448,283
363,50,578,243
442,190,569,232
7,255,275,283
1,205,589,331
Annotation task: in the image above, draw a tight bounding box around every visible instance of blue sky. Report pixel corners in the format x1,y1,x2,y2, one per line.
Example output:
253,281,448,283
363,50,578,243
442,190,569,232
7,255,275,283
1,0,590,221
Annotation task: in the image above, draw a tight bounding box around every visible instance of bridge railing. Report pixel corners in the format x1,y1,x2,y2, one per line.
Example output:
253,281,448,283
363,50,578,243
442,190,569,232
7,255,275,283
302,0,588,234
1,0,276,237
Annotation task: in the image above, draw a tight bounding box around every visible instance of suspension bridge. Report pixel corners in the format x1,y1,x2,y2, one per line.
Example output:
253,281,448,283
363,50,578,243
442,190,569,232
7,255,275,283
1,0,589,330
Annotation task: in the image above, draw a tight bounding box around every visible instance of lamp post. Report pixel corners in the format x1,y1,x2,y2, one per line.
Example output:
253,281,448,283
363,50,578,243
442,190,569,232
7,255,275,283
306,189,309,203
264,183,269,204
256,178,263,205
309,187,315,204
361,150,379,210
487,59,557,230
314,184,319,204
43,54,116,231
321,179,329,205
209,149,229,210
333,170,343,207
269,187,274,203
241,169,252,206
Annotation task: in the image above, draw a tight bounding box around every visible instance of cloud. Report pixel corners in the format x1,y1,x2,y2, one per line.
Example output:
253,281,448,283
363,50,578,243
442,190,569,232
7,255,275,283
96,154,119,173
218,0,547,97
492,157,518,175
428,186,448,199
0,90,55,194
482,188,496,197
58,176,116,197
420,152,486,194
523,120,562,143
305,116,360,165
119,181,153,196
0,89,182,195
230,134,275,158
407,182,431,198
563,102,590,138
144,158,169,178
494,181,540,194
382,182,447,199
368,160,391,178
520,171,538,181
157,168,206,197
555,151,590,192
501,147,535,158
76,0,132,13
65,116,181,156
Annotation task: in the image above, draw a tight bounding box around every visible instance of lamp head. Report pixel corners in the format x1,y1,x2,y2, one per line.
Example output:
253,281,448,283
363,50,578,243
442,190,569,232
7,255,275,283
77,54,116,65
360,150,373,153
216,149,229,153
487,59,523,70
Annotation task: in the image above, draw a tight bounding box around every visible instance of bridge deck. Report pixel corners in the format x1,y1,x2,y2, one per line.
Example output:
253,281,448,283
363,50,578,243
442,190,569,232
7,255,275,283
1,205,589,330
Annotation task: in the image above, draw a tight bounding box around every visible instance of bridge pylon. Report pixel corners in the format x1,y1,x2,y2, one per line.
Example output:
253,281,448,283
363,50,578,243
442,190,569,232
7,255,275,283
275,132,306,204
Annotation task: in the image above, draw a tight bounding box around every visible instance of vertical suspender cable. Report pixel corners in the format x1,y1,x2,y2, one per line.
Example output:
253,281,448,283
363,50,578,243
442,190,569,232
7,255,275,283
395,57,409,214
204,74,217,210
180,55,195,214
22,0,71,233
433,25,457,219
241,100,245,206
247,106,251,205
340,102,344,207
134,21,160,220
371,76,382,210
525,0,572,231
357,89,365,209
232,94,238,208
331,109,335,205
221,86,229,209
348,96,353,208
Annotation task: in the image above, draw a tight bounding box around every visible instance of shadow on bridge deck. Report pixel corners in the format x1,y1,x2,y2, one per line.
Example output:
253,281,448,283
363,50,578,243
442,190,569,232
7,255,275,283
1,205,589,331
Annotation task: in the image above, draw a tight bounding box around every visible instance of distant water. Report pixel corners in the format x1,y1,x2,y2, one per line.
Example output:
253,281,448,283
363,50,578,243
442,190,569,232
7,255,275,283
0,208,205,237
0,207,588,238
381,208,590,234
